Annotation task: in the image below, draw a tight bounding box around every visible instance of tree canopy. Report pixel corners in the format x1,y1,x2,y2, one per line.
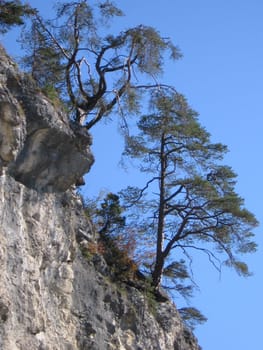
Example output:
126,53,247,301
120,91,258,290
0,0,35,33
19,0,180,129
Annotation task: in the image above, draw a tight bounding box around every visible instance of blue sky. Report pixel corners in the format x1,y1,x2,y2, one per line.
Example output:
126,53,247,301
1,1,263,349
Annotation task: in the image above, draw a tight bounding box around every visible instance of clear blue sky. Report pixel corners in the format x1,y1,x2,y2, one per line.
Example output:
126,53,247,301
2,1,263,349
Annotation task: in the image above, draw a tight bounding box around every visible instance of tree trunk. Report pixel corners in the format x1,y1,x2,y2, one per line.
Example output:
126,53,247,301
151,254,165,289
151,132,166,289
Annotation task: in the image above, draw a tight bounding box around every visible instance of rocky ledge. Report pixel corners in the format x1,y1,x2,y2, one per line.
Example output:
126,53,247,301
0,45,93,192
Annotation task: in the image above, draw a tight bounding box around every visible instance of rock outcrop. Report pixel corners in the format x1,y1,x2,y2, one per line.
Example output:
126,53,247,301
0,45,93,192
0,45,201,350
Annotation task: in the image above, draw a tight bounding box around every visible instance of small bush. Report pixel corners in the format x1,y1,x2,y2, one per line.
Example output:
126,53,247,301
80,241,105,261
99,233,138,281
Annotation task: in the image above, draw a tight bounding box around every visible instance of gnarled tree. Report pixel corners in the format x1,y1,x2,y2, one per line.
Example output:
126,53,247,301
20,0,180,129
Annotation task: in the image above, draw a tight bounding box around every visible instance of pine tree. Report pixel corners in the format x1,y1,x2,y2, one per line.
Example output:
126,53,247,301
20,0,180,128
0,0,35,33
121,91,258,291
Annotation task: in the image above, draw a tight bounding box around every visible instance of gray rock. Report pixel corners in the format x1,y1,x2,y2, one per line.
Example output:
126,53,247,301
0,45,201,350
0,45,94,192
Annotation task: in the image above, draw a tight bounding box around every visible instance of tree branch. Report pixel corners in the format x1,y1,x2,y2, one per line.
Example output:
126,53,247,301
176,244,222,275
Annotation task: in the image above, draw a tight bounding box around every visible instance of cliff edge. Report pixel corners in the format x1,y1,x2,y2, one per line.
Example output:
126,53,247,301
0,45,200,350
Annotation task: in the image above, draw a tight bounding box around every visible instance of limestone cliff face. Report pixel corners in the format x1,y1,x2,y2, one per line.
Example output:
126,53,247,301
0,45,93,192
0,46,201,350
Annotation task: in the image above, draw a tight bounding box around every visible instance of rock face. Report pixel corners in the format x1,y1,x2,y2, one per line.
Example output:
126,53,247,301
0,45,93,191
0,45,201,350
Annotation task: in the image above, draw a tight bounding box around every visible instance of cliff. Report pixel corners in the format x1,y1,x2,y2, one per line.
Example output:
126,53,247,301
0,45,200,350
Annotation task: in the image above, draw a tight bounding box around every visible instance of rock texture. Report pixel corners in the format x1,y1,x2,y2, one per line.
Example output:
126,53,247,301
0,45,93,191
0,45,201,350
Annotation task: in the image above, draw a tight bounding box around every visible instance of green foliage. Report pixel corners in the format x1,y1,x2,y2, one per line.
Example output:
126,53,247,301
98,1,124,19
41,84,63,106
163,260,189,279
162,260,195,299
179,307,207,330
99,232,138,281
85,193,138,280
121,90,258,295
20,21,65,95
0,0,35,33
96,192,126,235
19,1,181,129
123,26,181,75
